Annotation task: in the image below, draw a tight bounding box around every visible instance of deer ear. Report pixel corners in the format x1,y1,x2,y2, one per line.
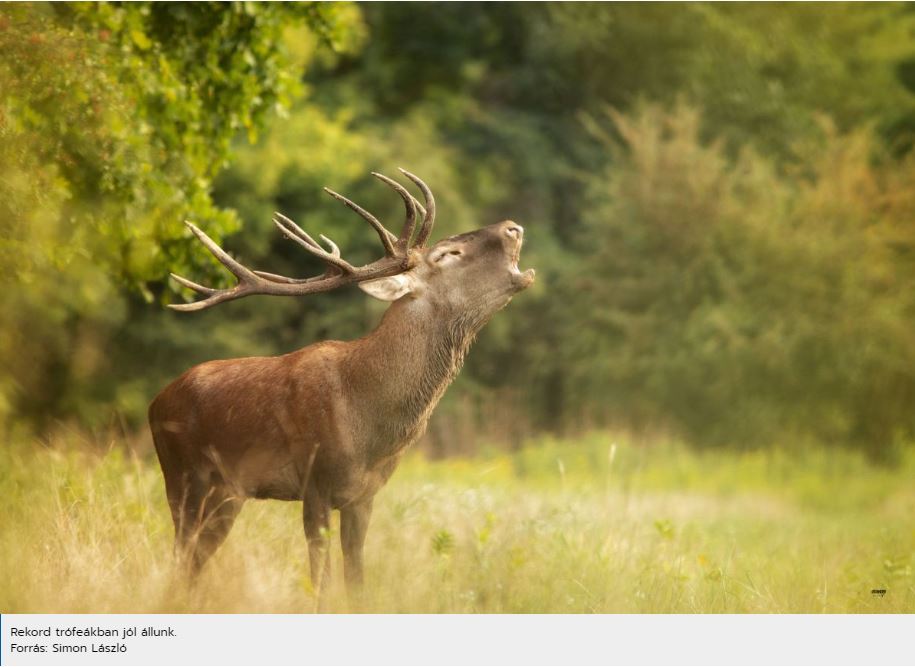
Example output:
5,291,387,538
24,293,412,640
358,273,418,302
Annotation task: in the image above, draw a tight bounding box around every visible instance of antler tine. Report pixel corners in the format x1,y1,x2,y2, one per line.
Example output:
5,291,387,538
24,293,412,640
410,196,427,219
273,211,321,249
255,233,343,285
371,172,417,249
181,222,260,283
169,272,218,296
253,270,332,285
398,168,436,247
272,214,353,274
168,288,245,312
323,187,398,257
319,234,341,258
168,222,268,311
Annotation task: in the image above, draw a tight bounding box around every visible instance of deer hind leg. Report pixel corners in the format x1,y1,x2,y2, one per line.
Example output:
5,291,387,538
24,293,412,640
169,472,244,579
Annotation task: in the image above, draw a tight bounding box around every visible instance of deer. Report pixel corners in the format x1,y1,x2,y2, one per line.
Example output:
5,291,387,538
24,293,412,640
148,169,534,597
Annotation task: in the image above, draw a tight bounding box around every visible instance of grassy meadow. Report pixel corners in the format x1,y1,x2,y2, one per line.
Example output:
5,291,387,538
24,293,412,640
1,431,913,614
5,3,915,624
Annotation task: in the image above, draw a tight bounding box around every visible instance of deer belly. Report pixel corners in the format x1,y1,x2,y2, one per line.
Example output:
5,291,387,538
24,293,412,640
236,456,305,501
249,478,302,501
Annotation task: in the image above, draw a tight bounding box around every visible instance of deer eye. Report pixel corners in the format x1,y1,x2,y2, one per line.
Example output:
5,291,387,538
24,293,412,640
435,249,462,263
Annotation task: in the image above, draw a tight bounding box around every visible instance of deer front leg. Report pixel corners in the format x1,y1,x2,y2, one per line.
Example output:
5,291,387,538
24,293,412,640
341,497,374,595
303,487,331,602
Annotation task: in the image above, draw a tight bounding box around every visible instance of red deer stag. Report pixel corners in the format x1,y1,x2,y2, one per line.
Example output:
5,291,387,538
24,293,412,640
149,170,534,593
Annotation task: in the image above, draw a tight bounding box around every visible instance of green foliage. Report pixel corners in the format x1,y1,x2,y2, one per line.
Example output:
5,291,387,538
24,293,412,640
2,2,344,294
3,3,915,460
561,103,915,458
0,2,363,427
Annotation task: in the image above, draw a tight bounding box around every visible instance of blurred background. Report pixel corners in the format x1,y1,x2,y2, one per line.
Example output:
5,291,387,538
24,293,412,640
3,2,915,463
4,1,915,615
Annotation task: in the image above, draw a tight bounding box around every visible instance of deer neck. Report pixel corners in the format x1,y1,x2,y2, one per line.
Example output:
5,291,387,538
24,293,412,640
344,297,486,452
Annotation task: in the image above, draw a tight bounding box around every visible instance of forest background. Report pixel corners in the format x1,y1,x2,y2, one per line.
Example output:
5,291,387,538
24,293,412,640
3,2,915,463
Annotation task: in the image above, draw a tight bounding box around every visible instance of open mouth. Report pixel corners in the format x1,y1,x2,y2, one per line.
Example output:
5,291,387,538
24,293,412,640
509,240,535,288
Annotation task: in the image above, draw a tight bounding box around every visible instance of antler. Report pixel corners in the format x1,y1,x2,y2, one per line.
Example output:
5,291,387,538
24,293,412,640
168,169,436,311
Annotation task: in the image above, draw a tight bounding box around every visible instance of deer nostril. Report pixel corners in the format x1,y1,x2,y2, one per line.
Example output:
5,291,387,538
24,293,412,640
505,225,522,238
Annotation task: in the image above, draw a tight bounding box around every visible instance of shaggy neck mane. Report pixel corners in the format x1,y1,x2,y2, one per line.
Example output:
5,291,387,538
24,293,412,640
343,296,492,451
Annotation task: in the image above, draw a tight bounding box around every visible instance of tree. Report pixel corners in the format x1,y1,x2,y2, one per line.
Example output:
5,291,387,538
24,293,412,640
0,2,363,430
562,103,915,460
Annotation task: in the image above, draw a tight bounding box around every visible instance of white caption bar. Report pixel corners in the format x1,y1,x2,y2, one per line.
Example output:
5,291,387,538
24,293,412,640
1,613,913,666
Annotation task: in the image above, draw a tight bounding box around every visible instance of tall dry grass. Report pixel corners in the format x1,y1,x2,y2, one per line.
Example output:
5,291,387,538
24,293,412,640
2,431,913,613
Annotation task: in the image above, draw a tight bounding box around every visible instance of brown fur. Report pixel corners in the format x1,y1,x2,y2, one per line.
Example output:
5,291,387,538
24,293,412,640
149,220,534,592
